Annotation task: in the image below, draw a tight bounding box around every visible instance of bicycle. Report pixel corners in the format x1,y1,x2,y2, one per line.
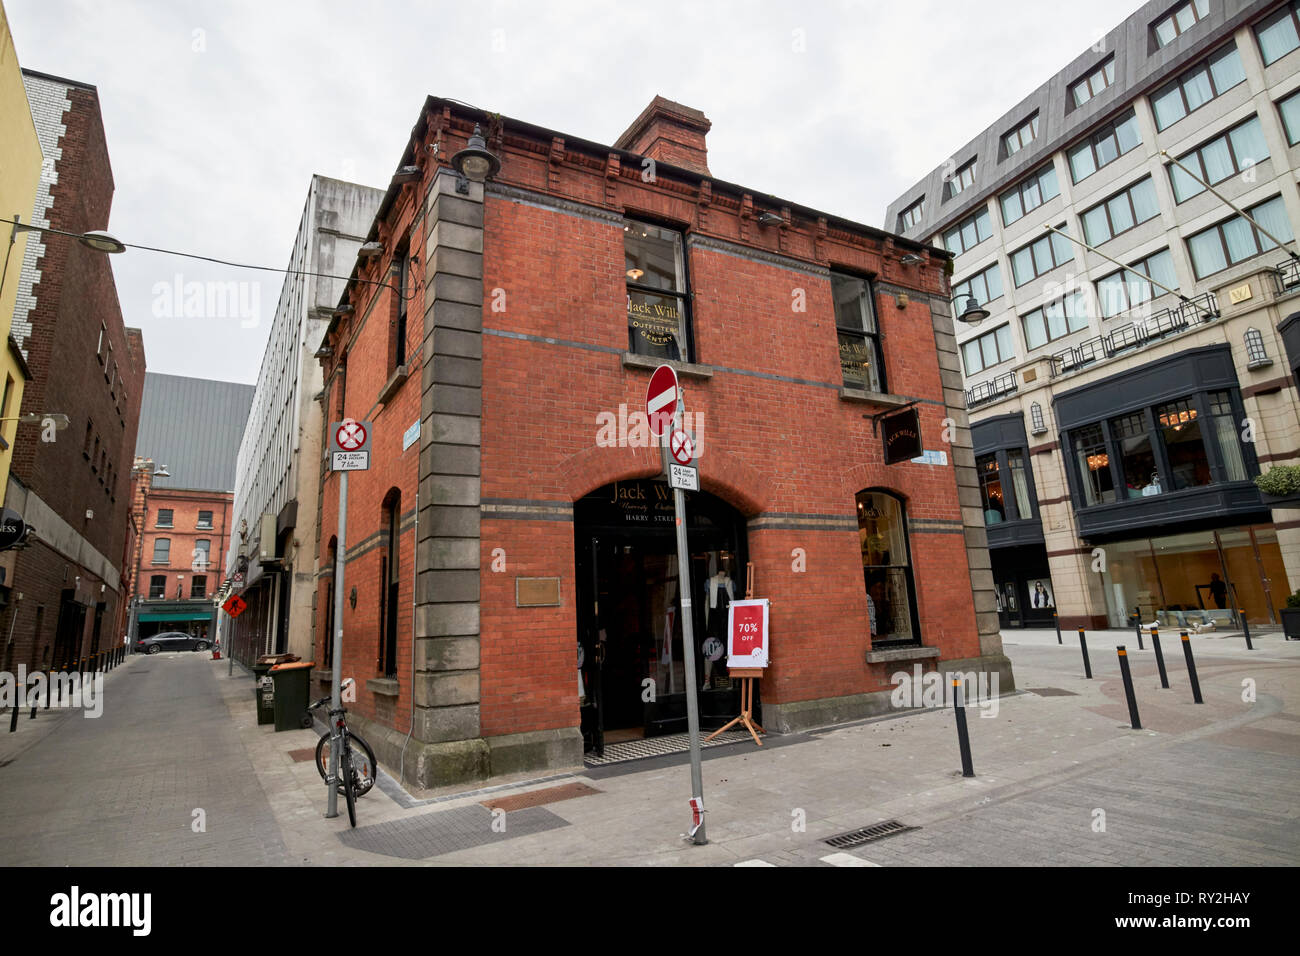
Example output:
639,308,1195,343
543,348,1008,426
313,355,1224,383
308,678,378,828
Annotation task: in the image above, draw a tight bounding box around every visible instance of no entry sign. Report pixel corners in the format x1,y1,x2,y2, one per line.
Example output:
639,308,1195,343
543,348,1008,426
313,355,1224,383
645,365,679,436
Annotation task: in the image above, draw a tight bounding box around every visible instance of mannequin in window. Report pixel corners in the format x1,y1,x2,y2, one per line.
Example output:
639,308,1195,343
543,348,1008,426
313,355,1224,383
703,557,735,690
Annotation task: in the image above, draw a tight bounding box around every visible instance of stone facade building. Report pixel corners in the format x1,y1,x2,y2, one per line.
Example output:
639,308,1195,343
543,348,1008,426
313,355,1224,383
312,95,1009,788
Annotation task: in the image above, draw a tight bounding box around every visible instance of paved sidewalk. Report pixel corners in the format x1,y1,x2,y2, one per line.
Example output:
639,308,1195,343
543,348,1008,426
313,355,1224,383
0,652,290,866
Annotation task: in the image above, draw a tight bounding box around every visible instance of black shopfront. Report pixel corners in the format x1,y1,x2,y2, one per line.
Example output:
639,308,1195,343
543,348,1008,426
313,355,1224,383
972,414,1054,627
574,479,754,756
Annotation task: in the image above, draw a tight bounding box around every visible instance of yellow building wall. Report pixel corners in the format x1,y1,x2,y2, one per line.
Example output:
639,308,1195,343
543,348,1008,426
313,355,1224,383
0,2,40,508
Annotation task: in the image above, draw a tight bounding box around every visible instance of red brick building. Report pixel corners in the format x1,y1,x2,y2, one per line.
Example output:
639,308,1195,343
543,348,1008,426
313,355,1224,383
314,96,1009,788
0,70,144,674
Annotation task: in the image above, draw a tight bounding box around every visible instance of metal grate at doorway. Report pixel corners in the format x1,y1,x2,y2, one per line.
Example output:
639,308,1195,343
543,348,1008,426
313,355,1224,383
1026,687,1078,697
824,820,918,849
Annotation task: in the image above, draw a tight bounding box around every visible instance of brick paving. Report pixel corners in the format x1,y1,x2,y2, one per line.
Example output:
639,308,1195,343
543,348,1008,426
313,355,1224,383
1,632,1296,866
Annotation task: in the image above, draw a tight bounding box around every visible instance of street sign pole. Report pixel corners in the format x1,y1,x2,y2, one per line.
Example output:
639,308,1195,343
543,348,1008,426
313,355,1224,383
326,469,346,820
668,401,706,845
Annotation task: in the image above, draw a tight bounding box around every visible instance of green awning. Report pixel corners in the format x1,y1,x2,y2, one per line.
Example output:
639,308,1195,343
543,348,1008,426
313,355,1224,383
138,611,214,622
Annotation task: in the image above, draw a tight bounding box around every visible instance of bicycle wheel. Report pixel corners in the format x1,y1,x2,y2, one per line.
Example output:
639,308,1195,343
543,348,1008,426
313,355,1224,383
314,733,334,785
347,731,378,797
341,748,357,828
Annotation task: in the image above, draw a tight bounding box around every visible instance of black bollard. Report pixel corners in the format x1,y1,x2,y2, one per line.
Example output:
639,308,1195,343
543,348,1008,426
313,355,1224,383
952,679,975,777
1151,627,1169,689
28,677,39,719
1116,646,1142,730
8,699,17,733
1134,606,1141,642
1053,609,1062,645
1077,626,1093,679
1180,630,1203,704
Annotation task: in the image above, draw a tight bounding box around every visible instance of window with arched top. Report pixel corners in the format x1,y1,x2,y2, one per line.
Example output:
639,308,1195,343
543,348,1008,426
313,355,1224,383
856,490,920,646
1244,327,1271,369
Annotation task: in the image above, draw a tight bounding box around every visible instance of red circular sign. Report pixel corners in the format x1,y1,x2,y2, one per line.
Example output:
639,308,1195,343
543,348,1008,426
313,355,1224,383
645,365,679,436
336,420,367,450
669,428,694,465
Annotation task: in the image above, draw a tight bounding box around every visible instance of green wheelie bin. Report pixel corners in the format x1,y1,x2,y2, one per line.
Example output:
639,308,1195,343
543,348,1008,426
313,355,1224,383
269,660,316,731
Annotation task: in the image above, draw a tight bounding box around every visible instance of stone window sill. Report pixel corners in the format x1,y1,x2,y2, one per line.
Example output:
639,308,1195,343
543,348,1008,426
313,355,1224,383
621,352,713,379
367,677,400,697
865,645,941,664
839,387,912,407
377,364,409,405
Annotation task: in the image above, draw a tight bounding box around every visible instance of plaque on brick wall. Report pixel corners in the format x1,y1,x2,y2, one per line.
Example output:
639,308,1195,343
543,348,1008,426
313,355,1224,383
516,577,561,607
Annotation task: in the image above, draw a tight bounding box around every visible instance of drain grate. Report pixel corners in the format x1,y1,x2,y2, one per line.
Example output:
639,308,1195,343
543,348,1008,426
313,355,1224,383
1026,687,1078,697
287,747,317,763
824,820,917,849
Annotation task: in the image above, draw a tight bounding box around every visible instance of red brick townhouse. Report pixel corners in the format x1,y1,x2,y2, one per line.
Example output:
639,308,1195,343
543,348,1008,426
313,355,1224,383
313,96,1011,788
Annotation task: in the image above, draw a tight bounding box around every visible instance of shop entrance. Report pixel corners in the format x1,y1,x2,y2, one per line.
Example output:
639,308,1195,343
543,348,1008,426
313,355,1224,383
574,479,752,755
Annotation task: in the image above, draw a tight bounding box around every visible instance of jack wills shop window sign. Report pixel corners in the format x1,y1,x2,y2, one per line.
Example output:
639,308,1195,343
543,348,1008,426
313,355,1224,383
882,408,923,465
578,480,723,531
0,508,28,551
628,290,683,356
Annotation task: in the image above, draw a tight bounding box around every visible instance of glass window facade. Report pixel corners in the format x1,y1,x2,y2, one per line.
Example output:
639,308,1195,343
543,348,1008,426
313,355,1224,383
1096,248,1179,318
1255,0,1300,65
1278,89,1300,145
1169,116,1269,202
961,324,1015,376
1153,0,1209,48
1010,226,1074,286
1000,164,1060,226
1022,291,1091,350
1081,177,1160,245
943,207,992,255
953,263,1004,308
1070,57,1115,108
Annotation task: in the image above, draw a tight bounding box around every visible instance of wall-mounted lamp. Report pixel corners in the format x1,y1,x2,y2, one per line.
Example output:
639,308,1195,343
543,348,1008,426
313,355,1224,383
357,242,384,258
331,304,354,318
451,124,501,194
756,211,785,228
899,253,924,265
391,165,422,185
314,345,332,359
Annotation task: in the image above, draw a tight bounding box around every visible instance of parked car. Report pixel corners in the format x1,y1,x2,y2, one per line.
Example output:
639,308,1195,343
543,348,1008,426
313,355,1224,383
134,631,210,655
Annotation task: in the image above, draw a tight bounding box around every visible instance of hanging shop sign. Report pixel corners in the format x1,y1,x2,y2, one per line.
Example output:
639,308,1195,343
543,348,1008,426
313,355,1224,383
881,407,923,466
725,598,770,668
0,508,29,551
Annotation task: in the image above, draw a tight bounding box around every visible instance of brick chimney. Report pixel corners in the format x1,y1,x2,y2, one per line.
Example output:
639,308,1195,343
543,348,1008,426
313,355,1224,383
614,96,712,176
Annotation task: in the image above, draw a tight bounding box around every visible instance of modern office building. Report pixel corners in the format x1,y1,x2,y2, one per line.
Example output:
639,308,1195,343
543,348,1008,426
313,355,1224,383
885,0,1300,630
224,175,382,664
126,373,252,646
310,94,1008,788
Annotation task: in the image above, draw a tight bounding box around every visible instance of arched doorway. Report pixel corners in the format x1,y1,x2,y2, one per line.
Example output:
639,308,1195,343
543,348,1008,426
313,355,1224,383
574,478,750,755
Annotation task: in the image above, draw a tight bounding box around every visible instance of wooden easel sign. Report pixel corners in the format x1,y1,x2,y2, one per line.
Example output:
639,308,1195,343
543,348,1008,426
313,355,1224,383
707,598,769,746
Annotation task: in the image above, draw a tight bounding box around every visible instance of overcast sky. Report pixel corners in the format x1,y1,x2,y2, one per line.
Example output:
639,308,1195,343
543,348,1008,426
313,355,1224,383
9,0,1143,385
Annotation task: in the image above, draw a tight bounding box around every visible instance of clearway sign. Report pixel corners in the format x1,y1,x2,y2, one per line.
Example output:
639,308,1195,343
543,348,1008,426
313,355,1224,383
330,419,372,471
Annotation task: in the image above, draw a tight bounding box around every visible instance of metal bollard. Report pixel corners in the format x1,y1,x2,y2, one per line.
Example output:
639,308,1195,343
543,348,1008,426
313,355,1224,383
952,679,975,777
1151,627,1169,689
1077,626,1093,679
1134,606,1141,643
29,677,40,718
1053,609,1062,645
1116,646,1142,730
1180,630,1203,704
8,698,17,733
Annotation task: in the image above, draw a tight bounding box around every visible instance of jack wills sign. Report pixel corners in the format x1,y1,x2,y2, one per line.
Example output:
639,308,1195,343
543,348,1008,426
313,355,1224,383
881,408,922,466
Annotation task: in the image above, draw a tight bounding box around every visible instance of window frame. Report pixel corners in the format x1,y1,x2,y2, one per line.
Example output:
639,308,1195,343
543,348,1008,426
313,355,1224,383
960,323,1016,376
999,163,1060,226
1254,0,1300,66
1169,115,1270,203
942,206,993,255
953,262,1005,310
1067,109,1141,184
1150,43,1247,131
1021,291,1092,351
149,575,167,600
1009,225,1074,287
1095,248,1179,319
1153,0,1210,49
624,217,695,363
152,538,171,566
832,271,887,394
190,575,208,599
857,489,922,648
156,509,174,529
197,510,214,530
1079,176,1160,246
899,197,925,231
943,159,977,202
1277,88,1300,146
1001,113,1040,159
1185,195,1294,279
1069,56,1116,109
